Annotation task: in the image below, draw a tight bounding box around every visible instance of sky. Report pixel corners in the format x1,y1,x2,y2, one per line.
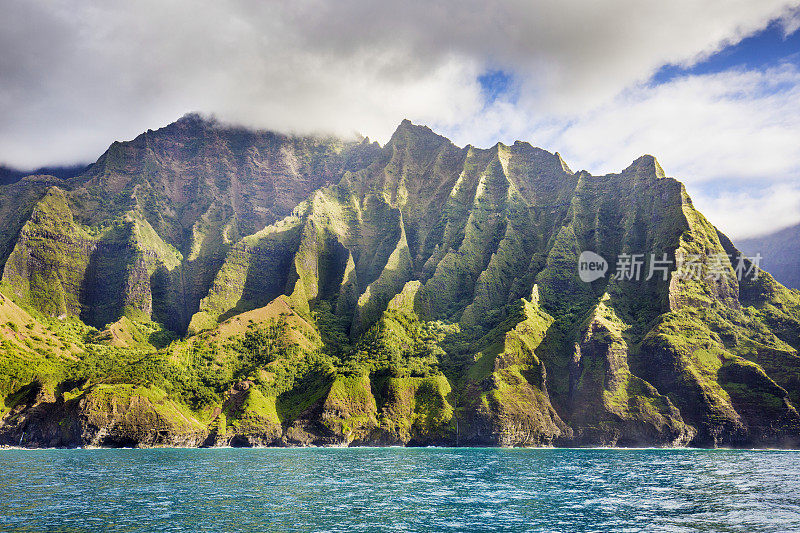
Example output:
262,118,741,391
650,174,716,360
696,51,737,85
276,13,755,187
1,1,800,239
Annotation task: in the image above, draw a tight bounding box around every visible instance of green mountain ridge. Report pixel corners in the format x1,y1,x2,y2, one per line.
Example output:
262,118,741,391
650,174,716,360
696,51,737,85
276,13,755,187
2,114,800,448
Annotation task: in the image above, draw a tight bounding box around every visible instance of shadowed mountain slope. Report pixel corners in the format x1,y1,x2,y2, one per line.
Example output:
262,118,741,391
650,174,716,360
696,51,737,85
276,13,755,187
2,116,800,448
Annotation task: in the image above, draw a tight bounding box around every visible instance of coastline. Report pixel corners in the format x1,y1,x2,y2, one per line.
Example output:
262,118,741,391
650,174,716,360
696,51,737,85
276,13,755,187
4,443,800,451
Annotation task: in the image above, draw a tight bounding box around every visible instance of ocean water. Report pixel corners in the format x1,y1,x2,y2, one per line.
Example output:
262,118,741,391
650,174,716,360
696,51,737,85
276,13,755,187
1,448,799,532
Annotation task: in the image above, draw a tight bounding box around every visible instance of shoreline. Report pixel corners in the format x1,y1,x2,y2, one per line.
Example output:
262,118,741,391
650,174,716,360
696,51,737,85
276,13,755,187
3,444,800,452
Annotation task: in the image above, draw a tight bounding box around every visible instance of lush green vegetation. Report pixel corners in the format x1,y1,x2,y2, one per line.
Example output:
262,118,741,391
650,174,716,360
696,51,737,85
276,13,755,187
2,116,800,448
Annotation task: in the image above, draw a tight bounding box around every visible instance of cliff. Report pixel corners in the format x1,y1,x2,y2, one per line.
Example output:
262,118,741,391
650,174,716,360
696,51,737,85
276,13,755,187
2,115,799,448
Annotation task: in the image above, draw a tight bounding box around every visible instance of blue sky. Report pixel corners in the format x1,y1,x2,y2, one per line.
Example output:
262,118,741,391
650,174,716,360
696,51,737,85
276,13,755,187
2,1,799,238
653,19,800,82
479,21,800,102
463,12,800,239
478,70,515,105
650,20,800,238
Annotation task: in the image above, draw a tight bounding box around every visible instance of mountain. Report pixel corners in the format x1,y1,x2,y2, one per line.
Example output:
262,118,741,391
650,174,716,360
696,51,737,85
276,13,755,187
2,114,800,448
0,163,88,186
737,223,800,290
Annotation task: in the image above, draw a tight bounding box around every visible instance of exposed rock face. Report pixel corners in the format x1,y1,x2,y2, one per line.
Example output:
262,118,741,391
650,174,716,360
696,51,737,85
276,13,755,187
565,296,694,446
2,115,800,448
1,114,379,332
0,382,207,448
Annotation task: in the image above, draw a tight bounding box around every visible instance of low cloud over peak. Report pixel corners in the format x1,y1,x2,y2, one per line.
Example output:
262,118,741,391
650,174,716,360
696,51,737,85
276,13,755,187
1,0,799,237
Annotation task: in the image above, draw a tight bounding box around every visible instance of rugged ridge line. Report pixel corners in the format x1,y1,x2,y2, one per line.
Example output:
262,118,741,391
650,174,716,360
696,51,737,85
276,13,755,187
2,115,800,448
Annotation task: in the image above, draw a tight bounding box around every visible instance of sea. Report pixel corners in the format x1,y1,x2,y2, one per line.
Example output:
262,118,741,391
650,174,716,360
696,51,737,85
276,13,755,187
1,447,799,532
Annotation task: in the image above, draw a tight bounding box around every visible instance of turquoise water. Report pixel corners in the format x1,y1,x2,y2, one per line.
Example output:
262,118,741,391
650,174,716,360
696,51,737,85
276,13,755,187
1,448,799,532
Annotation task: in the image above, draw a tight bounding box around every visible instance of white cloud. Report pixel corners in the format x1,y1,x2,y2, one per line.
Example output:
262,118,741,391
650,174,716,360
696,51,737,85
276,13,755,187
781,6,800,34
1,0,800,238
436,64,800,238
691,183,800,239
532,65,800,183
2,0,799,168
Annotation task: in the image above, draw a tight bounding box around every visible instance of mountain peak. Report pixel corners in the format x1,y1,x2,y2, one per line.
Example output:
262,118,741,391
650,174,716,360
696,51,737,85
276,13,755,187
623,154,665,178
3,116,800,450
388,119,451,148
177,111,205,123
393,118,431,134
554,152,572,174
